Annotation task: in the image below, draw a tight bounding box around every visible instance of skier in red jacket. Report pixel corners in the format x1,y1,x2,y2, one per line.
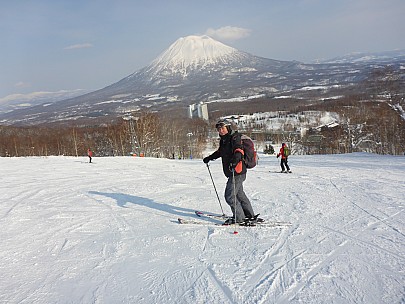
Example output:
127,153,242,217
87,149,93,163
277,143,291,173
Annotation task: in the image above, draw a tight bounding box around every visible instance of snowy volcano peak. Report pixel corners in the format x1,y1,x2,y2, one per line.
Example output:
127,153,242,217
147,35,243,75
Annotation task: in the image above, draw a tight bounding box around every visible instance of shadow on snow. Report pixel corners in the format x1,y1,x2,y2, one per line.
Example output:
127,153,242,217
88,190,212,221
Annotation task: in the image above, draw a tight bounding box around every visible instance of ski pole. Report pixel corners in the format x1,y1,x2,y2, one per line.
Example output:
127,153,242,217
231,168,238,234
206,163,225,216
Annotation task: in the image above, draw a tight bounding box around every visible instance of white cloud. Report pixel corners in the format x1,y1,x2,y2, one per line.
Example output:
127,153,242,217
205,26,251,41
64,43,93,50
14,81,31,88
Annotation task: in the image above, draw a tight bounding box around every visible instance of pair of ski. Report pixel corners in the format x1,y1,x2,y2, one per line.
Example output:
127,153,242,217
178,211,291,228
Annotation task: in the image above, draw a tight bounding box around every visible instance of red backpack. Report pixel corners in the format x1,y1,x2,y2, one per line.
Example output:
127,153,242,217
241,134,257,169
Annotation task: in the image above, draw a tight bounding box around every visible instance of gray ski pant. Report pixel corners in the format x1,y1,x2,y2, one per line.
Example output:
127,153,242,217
224,173,254,222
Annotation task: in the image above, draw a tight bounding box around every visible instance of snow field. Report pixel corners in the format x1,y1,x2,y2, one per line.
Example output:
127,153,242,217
0,154,404,303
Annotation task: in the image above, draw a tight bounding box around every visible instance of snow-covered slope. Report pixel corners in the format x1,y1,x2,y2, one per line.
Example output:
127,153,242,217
124,35,285,83
0,153,404,303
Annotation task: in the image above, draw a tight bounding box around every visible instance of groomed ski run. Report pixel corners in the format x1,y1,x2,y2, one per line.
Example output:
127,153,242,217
0,153,404,304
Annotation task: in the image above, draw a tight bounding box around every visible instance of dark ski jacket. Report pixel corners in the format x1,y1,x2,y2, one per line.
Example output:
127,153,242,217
208,131,246,177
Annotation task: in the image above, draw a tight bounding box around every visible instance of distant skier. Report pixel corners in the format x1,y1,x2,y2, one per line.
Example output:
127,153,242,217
277,143,291,173
203,119,257,225
87,149,93,163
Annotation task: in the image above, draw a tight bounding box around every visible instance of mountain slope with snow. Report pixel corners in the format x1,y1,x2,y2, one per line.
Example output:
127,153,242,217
0,89,88,114
1,36,402,126
316,49,405,64
0,153,404,303
115,35,291,91
148,35,240,74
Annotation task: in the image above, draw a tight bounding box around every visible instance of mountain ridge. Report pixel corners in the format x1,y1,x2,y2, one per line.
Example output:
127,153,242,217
1,35,404,126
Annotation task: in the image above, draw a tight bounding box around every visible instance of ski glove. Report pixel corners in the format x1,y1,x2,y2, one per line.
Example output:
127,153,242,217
203,156,211,164
231,151,242,164
229,151,243,171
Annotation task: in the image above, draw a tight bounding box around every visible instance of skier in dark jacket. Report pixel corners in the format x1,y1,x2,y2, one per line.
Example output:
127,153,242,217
203,119,255,225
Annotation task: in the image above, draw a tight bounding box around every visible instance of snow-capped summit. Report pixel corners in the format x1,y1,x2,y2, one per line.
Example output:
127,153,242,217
153,35,237,67
150,35,237,71
145,35,249,76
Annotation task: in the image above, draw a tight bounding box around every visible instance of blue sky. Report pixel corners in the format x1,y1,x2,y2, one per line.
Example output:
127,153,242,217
1,0,404,99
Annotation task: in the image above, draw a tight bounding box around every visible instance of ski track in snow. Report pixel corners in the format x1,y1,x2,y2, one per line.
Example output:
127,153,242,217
0,154,404,304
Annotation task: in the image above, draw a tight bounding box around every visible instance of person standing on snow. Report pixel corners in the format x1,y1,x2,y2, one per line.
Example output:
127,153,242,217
277,143,291,173
203,120,256,225
87,149,93,163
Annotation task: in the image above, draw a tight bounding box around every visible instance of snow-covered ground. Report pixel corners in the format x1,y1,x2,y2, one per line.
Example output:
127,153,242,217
1,153,404,304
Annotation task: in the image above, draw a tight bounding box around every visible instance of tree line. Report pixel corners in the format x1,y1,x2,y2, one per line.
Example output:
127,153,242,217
0,112,209,158
299,98,405,155
1,99,403,158
298,65,405,155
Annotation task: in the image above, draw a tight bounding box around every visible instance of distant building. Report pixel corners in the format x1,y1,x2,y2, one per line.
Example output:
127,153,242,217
188,102,209,120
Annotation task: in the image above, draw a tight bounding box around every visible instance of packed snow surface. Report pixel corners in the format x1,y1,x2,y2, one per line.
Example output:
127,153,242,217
1,153,404,303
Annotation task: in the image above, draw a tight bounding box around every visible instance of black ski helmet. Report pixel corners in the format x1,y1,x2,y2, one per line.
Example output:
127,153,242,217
215,119,232,132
